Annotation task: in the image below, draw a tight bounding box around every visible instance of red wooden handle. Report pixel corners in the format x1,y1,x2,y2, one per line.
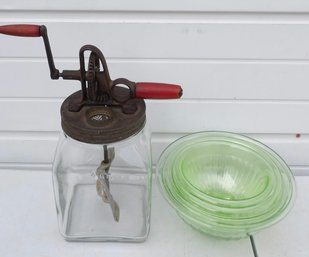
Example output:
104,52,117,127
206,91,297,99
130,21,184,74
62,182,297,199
0,24,41,37
135,82,182,99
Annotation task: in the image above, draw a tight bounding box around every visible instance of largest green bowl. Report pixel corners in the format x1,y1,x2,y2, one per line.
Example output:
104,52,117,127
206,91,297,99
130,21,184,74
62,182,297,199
157,131,296,239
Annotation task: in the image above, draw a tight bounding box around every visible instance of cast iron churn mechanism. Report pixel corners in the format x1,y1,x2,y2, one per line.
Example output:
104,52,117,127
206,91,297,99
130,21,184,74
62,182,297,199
0,24,182,241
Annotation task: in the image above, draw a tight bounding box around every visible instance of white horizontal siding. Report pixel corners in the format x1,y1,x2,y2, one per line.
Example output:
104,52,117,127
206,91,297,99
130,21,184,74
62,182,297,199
2,0,309,13
0,99,308,133
0,132,58,164
0,7,309,171
1,22,309,60
2,59,309,100
1,132,309,170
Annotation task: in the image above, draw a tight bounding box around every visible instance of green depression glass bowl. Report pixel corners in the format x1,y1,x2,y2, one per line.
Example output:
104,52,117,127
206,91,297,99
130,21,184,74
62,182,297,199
157,131,296,239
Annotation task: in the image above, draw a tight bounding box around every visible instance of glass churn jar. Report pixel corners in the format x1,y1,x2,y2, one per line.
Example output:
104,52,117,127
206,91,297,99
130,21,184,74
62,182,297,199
0,24,182,242
53,100,151,241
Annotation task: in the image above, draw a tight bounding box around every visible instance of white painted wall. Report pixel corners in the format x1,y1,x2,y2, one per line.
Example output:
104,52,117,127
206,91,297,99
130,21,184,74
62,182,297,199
1,1,309,173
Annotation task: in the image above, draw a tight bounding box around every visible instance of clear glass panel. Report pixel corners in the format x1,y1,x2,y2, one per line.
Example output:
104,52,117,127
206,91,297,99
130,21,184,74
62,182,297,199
52,127,152,242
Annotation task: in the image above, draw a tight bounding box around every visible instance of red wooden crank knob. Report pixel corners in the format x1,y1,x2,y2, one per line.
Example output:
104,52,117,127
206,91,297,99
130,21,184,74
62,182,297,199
135,82,182,99
0,24,41,37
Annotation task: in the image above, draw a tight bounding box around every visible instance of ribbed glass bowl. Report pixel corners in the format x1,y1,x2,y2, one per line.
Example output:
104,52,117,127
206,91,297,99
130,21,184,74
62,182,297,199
157,131,296,239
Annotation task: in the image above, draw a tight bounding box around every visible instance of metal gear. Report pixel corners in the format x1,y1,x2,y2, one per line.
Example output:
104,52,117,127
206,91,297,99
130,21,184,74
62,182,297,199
87,52,100,101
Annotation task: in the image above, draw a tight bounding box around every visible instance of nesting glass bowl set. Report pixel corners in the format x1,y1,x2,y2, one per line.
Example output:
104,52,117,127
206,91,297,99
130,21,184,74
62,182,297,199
157,131,296,239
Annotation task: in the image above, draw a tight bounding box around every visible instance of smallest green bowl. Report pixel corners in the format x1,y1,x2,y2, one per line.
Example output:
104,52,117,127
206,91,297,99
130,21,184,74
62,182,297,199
157,131,296,239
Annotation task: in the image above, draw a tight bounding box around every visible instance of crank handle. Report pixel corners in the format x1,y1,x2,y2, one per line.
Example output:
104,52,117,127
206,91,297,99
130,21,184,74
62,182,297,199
0,24,59,79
